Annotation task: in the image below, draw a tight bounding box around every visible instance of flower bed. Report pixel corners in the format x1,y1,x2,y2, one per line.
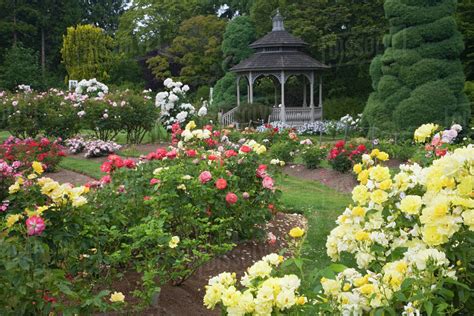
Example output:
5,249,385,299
0,136,65,172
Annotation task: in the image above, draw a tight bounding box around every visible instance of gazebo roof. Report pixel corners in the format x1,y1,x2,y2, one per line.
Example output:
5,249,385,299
231,9,329,73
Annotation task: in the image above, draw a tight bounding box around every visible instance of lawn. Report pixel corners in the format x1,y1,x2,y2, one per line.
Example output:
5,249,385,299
59,156,103,179
279,175,351,271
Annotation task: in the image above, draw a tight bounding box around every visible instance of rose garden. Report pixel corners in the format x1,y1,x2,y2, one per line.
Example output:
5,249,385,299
0,1,473,315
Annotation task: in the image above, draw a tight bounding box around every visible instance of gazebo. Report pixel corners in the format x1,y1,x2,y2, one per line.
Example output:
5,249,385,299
221,9,329,126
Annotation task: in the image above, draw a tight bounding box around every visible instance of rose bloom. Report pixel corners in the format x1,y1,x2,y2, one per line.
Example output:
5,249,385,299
262,176,274,189
215,178,227,190
26,215,46,236
224,150,237,158
124,159,135,168
100,175,111,184
166,150,177,159
100,161,112,173
242,192,250,199
256,164,267,178
150,178,160,185
199,171,212,184
239,145,251,153
225,192,238,204
208,154,217,161
267,232,277,245
186,149,197,157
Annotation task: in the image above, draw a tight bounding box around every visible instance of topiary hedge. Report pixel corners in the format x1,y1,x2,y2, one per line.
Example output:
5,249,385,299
363,0,471,133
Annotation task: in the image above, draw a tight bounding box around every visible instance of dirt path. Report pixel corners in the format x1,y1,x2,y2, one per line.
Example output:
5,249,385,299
47,169,94,185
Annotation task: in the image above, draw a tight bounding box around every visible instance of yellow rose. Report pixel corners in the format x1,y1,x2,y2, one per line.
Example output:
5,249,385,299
462,209,474,230
8,182,20,194
422,225,446,246
370,149,380,158
414,123,438,143
371,189,389,205
354,275,369,287
6,214,23,228
169,236,180,248
185,120,196,130
379,179,392,191
351,206,366,217
289,227,305,238
357,170,369,185
32,161,44,175
376,151,389,161
352,185,370,204
399,195,422,214
355,230,370,241
359,284,375,296
109,291,125,303
353,163,363,174
369,166,391,182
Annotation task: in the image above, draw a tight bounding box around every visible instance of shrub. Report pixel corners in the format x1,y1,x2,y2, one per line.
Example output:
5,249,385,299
302,146,326,169
0,137,65,172
269,141,298,163
0,45,42,90
376,140,416,161
235,102,272,124
156,78,194,130
328,140,366,173
4,89,43,138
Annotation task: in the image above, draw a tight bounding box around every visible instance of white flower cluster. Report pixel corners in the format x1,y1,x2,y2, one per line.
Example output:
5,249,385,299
204,254,306,315
156,78,194,129
66,137,121,158
340,113,362,127
257,120,347,135
75,78,109,98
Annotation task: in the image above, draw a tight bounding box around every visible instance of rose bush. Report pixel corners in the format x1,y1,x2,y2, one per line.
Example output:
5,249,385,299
328,140,366,173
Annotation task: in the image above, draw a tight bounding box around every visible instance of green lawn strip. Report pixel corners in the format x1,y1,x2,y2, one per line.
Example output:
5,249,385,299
59,156,103,179
0,130,11,142
279,175,352,281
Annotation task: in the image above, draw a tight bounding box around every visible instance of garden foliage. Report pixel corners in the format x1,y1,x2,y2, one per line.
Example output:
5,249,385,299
364,0,471,132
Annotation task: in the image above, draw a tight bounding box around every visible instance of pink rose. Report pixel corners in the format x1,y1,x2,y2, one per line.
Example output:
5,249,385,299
262,176,274,190
215,178,227,190
242,192,250,199
100,175,111,184
225,192,238,204
267,232,277,245
26,215,45,236
199,171,212,184
150,178,160,185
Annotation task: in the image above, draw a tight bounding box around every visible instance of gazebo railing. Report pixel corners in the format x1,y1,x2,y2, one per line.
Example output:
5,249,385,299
221,106,240,126
269,107,322,123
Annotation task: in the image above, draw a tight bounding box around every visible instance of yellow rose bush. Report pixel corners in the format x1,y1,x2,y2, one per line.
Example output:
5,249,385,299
204,254,307,315
320,144,474,314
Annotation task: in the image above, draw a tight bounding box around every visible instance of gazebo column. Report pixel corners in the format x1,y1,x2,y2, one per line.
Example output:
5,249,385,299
319,75,323,108
249,72,254,104
280,71,286,123
310,71,315,122
236,76,240,107
303,77,307,107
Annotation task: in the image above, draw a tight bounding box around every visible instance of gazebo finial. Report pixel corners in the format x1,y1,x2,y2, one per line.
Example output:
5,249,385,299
272,8,284,31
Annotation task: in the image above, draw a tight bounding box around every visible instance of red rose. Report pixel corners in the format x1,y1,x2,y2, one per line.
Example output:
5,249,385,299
356,144,366,152
239,145,251,153
146,152,157,160
150,178,160,185
156,148,167,159
124,159,136,168
100,175,111,184
256,164,267,178
225,192,238,204
100,161,112,173
166,150,177,159
186,149,197,157
213,131,221,137
208,154,217,161
335,140,345,149
224,150,237,158
215,178,227,190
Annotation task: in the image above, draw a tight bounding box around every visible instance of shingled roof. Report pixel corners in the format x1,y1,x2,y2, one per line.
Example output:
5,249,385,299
231,9,328,73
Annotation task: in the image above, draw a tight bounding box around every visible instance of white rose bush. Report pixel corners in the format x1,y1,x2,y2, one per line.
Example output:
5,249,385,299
156,78,195,129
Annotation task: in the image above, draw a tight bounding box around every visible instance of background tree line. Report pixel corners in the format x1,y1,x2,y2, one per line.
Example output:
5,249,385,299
0,0,472,119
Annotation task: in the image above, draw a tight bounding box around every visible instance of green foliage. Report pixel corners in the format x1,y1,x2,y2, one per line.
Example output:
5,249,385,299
465,81,474,116
221,16,256,71
269,141,298,163
323,97,365,120
302,146,327,169
37,92,81,139
235,102,272,124
376,140,416,161
213,72,237,111
61,24,116,82
457,0,474,81
364,0,471,133
147,15,226,88
0,45,41,90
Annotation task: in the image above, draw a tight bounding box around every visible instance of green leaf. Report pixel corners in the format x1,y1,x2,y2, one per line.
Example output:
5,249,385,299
424,301,433,316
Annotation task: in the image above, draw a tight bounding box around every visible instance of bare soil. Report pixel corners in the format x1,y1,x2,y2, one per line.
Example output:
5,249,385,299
47,169,95,186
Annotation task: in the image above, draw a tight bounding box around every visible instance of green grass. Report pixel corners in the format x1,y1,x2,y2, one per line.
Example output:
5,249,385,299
59,157,103,179
0,130,11,142
279,175,351,271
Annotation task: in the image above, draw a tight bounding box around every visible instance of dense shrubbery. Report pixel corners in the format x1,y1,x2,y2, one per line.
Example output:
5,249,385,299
364,0,471,132
236,102,272,124
327,141,367,173
301,145,327,169
323,97,365,121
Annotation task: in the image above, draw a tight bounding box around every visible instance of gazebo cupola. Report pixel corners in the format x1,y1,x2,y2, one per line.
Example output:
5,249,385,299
226,9,329,125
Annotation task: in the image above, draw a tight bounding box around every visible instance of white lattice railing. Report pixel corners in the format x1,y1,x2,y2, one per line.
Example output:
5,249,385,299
221,106,323,126
269,107,322,123
220,106,240,126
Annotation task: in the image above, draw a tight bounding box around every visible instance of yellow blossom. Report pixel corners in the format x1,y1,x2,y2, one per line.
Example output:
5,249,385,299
376,151,389,161
32,161,44,174
351,206,366,217
414,123,438,143
355,230,370,241
169,236,180,248
370,189,389,205
379,179,392,191
399,195,422,215
289,227,305,238
353,163,363,174
6,214,23,228
185,120,196,130
109,291,125,303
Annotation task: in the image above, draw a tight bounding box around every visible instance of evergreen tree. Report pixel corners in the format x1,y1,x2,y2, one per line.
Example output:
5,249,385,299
363,0,470,132
0,45,41,90
61,24,115,81
457,0,474,81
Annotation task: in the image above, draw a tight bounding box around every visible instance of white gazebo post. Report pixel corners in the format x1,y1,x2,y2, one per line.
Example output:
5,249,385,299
303,76,307,107
236,76,240,107
249,72,254,104
319,75,323,108
280,70,286,123
310,71,315,122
